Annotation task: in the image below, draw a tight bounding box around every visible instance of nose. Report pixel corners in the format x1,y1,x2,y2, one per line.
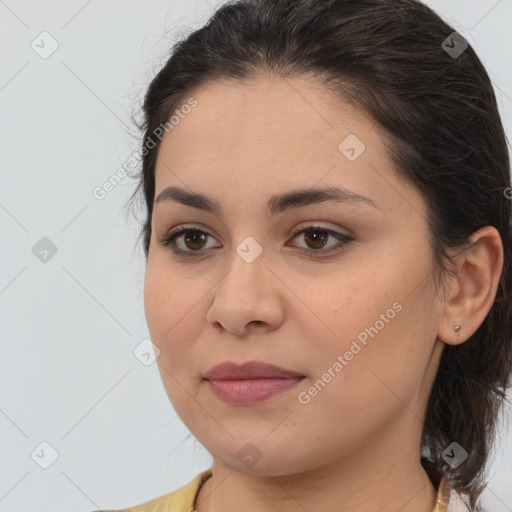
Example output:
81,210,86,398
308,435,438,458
206,250,286,336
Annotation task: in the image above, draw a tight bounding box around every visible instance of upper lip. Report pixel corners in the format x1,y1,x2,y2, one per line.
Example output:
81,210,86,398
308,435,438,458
204,361,305,380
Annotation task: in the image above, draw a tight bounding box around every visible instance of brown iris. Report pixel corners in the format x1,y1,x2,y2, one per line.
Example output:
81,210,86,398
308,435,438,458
302,228,329,249
184,230,207,251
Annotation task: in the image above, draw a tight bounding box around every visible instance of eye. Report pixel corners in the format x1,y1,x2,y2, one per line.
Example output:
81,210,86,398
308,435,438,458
157,224,219,256
157,223,354,257
288,223,354,255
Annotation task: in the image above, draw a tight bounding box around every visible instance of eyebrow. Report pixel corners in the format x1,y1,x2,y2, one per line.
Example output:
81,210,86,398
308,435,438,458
154,185,379,216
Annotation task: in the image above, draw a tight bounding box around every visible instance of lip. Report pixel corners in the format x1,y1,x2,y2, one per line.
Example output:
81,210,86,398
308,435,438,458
204,360,304,380
203,360,305,405
206,377,304,404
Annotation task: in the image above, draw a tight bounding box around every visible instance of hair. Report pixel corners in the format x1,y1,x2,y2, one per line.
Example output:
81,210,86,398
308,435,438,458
126,0,512,509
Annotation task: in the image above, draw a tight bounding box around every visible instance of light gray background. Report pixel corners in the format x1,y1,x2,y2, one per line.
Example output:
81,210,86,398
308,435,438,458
1,1,511,511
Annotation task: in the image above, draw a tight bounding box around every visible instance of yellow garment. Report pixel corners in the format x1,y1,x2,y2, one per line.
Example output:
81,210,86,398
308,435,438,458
99,468,464,512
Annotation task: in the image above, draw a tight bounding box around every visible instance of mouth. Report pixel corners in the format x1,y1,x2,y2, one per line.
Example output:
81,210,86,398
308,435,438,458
203,360,305,405
205,376,305,405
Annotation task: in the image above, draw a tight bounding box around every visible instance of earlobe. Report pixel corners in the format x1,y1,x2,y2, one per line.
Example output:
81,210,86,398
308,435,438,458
437,320,466,346
436,226,504,346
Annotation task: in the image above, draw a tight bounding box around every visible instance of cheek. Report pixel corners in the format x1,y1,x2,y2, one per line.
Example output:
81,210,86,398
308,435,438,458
144,263,204,413
295,264,431,408
144,258,195,339
143,262,170,340
313,300,432,429
295,269,389,353
144,260,210,376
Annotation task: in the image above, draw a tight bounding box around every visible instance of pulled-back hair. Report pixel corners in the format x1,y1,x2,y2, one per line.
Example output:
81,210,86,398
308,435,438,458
128,1,512,509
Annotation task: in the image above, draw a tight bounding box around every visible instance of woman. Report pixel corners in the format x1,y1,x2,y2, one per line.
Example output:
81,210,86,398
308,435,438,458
103,0,512,510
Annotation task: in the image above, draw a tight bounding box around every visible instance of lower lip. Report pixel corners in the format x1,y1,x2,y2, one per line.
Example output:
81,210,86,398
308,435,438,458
206,377,304,404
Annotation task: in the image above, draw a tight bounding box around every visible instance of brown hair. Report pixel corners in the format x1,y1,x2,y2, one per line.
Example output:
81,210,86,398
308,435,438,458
127,0,512,509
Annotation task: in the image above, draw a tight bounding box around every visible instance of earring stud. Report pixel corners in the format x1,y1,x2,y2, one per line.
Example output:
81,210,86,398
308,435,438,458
453,324,462,336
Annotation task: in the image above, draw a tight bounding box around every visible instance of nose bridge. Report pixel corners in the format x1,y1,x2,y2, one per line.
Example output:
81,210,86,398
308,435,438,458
219,234,269,303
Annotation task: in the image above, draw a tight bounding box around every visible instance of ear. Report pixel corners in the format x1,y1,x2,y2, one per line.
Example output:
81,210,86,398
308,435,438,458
437,226,504,346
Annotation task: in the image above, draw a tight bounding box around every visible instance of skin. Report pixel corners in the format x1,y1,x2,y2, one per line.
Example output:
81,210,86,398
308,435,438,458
143,75,504,512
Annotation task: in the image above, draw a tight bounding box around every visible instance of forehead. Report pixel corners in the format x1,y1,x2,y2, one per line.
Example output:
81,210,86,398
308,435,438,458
153,76,414,216
159,76,371,152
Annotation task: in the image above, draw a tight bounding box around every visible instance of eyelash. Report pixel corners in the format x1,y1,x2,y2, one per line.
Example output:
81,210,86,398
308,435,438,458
156,223,355,258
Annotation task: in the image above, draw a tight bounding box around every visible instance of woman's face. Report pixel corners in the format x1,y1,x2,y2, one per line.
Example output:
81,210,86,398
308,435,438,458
144,76,446,475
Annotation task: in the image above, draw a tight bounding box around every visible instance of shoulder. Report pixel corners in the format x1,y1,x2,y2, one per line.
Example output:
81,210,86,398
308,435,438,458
90,468,213,512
